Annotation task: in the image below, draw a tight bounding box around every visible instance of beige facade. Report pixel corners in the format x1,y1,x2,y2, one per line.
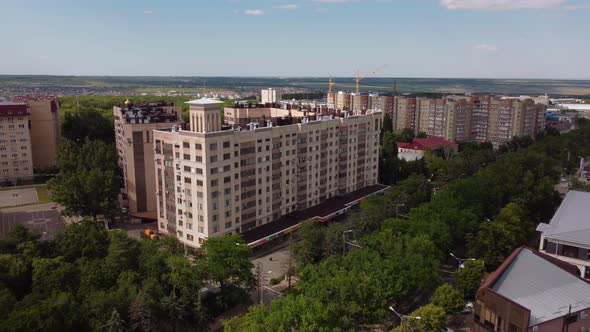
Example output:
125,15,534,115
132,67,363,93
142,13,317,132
389,95,545,146
0,103,34,183
28,98,60,170
114,101,182,220
261,88,281,104
154,99,381,248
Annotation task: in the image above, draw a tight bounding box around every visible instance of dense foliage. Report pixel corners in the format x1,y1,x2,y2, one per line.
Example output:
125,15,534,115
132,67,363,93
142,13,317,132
227,123,590,330
48,139,120,223
0,222,254,331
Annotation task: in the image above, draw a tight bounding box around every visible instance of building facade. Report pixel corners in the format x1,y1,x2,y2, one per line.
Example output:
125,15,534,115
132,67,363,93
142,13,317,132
385,95,545,146
114,100,182,221
12,95,61,170
0,103,34,183
537,190,590,279
261,88,282,104
153,99,381,249
473,247,590,332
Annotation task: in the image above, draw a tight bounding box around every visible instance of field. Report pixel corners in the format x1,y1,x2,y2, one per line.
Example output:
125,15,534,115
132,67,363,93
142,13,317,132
1,75,590,97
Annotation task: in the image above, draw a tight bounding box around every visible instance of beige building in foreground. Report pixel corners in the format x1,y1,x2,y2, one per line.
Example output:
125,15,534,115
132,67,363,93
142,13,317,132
12,95,61,170
154,99,381,248
0,103,34,183
114,100,182,221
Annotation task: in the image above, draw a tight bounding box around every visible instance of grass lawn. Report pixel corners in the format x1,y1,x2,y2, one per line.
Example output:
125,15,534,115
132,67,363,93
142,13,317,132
36,185,52,203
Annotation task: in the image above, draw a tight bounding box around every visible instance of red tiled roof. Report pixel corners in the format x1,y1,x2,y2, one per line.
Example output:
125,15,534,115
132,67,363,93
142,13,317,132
413,136,458,150
0,103,29,117
397,136,457,151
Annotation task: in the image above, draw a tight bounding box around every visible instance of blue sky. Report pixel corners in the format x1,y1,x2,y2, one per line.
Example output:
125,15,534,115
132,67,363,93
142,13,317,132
0,0,589,78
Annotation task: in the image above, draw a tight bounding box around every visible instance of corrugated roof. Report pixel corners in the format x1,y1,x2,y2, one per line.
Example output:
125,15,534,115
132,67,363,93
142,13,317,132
492,248,590,326
536,190,590,247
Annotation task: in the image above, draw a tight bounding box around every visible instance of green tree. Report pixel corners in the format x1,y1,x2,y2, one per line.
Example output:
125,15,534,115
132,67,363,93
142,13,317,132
468,203,532,270
454,260,485,298
103,309,126,332
295,222,326,265
62,110,115,144
399,128,415,143
198,235,255,308
430,284,464,316
382,113,394,133
49,139,120,224
392,304,447,332
55,219,109,262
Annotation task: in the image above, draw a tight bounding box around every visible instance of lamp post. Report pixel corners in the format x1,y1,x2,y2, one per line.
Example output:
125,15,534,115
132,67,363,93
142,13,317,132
395,203,405,218
450,253,476,271
389,306,421,332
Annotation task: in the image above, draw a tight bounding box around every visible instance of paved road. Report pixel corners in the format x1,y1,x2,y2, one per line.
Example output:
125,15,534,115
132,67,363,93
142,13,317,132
0,203,63,240
251,246,291,286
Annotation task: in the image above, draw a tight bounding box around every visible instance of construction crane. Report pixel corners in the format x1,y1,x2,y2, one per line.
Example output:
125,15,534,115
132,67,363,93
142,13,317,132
354,65,386,94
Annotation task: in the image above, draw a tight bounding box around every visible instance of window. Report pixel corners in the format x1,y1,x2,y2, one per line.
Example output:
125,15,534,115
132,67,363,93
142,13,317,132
195,143,202,150
223,153,231,160
210,155,218,163
210,143,217,150
184,177,191,184
184,166,191,172
187,234,194,241
223,141,230,148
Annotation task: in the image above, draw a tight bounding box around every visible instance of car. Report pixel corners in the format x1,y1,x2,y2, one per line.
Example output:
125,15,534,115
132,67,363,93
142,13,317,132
560,177,568,183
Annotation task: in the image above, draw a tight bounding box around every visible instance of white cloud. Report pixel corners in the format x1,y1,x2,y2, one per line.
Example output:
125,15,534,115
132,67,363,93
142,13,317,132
273,4,298,10
440,0,566,10
314,7,329,12
39,55,49,60
474,43,498,51
244,9,266,15
143,9,153,15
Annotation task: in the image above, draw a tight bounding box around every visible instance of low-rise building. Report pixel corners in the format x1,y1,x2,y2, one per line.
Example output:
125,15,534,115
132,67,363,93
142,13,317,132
537,190,590,279
396,136,458,161
473,246,590,332
114,100,182,221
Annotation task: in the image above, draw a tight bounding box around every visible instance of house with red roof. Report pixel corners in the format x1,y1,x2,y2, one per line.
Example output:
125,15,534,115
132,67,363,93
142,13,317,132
397,136,458,161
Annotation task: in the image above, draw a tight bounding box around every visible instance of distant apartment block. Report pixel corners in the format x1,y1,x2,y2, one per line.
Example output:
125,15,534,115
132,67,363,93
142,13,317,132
114,100,182,221
0,103,34,182
153,99,381,249
537,190,590,279
12,95,61,170
261,88,282,104
388,95,545,146
473,246,590,332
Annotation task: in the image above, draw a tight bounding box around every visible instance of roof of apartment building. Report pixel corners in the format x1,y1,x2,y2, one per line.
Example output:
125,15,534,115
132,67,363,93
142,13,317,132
0,103,29,116
481,246,590,327
536,190,590,247
12,94,58,102
117,100,180,124
397,136,458,151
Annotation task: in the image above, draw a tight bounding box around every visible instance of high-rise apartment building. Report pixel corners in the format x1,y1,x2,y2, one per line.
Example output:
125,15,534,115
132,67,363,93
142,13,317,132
114,100,182,221
153,99,381,249
387,95,545,146
261,88,282,104
12,95,61,170
0,103,34,183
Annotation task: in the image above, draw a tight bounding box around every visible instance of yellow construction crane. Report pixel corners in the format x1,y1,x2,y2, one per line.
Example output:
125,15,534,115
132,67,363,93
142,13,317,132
354,65,386,94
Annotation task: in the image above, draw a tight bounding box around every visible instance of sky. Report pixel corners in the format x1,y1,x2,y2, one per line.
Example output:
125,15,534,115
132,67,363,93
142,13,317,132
0,0,589,79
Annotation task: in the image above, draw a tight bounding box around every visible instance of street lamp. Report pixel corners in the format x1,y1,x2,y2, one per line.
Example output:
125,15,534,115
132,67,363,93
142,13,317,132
450,253,476,271
395,203,405,218
389,306,421,332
